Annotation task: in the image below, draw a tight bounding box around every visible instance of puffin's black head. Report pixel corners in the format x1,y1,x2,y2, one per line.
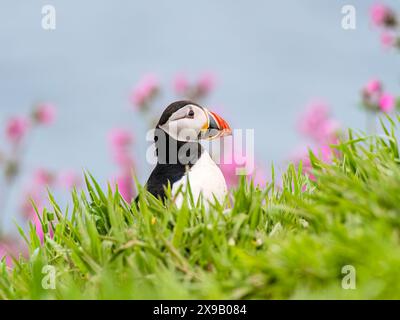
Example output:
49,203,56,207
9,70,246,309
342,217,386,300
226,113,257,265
156,100,232,142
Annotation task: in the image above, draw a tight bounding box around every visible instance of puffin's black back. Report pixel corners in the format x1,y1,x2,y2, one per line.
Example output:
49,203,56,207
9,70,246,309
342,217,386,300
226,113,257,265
145,101,204,200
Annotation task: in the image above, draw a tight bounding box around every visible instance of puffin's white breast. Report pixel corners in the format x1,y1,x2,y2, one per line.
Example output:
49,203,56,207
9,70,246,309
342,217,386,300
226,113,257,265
171,150,227,207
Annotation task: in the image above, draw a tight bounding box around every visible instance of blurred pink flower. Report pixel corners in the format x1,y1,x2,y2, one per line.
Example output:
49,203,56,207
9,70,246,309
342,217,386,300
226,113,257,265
219,146,265,188
130,74,159,108
298,100,339,143
318,119,341,144
173,73,189,95
197,72,216,95
298,101,329,135
0,242,13,267
291,144,334,181
379,93,396,112
370,4,392,26
291,147,314,180
114,171,135,202
108,128,134,167
113,150,135,167
364,79,382,95
131,87,146,106
20,188,42,219
0,240,27,267
108,128,133,148
58,170,82,189
380,32,396,48
5,116,30,144
33,168,54,186
32,214,44,241
251,168,267,188
34,103,56,125
219,161,240,187
20,186,50,241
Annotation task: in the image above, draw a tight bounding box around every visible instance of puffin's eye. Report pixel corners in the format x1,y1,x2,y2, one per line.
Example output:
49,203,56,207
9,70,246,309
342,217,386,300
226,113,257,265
187,110,195,118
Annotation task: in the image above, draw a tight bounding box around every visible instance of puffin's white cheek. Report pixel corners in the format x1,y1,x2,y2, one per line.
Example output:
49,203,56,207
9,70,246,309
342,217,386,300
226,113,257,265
176,119,200,141
160,119,200,141
160,122,179,140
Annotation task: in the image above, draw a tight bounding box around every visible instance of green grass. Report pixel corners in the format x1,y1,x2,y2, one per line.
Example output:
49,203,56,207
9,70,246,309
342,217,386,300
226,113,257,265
2,115,400,299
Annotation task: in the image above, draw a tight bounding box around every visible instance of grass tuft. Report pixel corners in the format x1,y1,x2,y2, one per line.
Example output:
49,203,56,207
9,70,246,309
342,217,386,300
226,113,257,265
2,116,400,299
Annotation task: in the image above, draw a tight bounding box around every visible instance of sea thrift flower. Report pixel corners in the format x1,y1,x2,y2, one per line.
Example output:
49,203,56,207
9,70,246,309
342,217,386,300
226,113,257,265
291,144,334,181
291,147,314,180
298,101,329,136
115,172,135,202
32,214,45,241
318,119,341,144
380,32,396,49
130,74,159,109
197,72,216,95
370,4,396,27
108,128,134,167
20,188,42,219
298,100,339,143
33,103,56,125
58,170,82,189
219,161,240,187
364,79,382,95
5,116,29,144
379,93,396,112
0,243,13,267
250,168,267,188
362,79,385,111
173,73,189,95
219,147,264,188
33,168,54,186
108,128,133,148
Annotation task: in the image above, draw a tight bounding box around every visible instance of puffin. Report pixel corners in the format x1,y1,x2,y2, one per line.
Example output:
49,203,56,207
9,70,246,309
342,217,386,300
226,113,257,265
144,100,232,206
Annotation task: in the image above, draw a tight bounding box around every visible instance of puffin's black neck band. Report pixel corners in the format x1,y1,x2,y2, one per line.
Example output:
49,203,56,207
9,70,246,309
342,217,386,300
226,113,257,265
154,127,203,167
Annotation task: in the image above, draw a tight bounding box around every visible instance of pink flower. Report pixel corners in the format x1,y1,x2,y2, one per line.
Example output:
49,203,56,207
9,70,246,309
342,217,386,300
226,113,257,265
251,168,267,188
318,119,340,144
219,145,264,188
0,243,13,267
291,146,314,179
291,144,335,181
0,240,28,267
33,168,54,186
58,170,82,189
370,4,391,27
219,161,239,187
298,100,340,143
141,74,159,96
108,128,133,148
33,103,56,125
381,32,396,48
130,74,159,108
197,72,216,95
114,172,135,202
173,73,189,95
379,93,396,112
364,79,382,95
20,188,42,219
298,101,329,135
131,87,147,106
20,190,48,241
108,128,134,167
32,214,45,241
5,116,30,144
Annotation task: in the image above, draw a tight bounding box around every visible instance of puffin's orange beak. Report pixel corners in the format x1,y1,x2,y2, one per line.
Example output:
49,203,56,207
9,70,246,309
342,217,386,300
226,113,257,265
201,109,232,140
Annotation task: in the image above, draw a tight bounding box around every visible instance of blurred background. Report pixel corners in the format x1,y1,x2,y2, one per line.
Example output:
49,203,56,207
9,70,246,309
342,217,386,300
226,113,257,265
0,0,399,235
